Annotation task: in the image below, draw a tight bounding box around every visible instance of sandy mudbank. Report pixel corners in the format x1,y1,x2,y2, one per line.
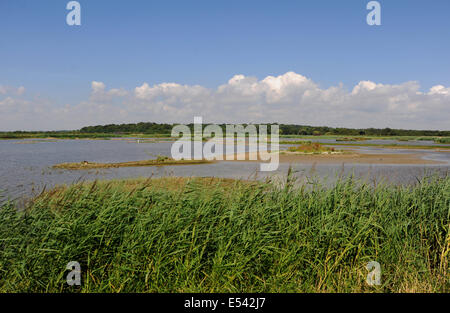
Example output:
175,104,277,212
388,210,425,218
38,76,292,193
225,150,445,165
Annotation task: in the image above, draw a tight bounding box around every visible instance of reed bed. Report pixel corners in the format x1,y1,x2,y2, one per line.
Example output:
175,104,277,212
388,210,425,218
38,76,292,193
0,175,448,293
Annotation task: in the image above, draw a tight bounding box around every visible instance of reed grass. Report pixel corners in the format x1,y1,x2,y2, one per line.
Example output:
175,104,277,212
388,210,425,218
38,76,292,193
0,175,448,293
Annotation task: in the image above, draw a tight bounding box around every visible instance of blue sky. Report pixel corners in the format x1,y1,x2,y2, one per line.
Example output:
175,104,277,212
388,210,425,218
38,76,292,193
0,0,449,130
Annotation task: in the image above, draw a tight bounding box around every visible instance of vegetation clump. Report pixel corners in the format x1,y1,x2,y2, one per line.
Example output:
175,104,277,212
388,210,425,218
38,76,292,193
436,137,450,144
287,141,337,154
335,137,368,142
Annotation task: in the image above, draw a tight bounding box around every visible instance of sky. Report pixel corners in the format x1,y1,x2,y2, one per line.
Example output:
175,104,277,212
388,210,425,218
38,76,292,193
0,0,449,131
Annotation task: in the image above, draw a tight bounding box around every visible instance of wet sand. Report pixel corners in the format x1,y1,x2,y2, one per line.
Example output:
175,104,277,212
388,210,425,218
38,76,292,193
225,150,445,165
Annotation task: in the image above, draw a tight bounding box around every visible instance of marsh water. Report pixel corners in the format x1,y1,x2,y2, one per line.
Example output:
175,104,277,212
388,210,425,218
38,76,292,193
0,138,449,202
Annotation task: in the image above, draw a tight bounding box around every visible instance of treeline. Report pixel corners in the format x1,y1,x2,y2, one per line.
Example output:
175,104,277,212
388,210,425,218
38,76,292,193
279,125,450,136
0,131,112,139
79,122,450,137
80,123,174,134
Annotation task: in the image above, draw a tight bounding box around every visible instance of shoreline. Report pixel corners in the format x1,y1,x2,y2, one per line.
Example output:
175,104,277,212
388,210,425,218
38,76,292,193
52,158,213,170
51,151,446,170
226,150,446,165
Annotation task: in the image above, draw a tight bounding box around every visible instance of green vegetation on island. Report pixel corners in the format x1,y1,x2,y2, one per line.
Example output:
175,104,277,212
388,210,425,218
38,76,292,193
286,142,339,154
52,157,212,170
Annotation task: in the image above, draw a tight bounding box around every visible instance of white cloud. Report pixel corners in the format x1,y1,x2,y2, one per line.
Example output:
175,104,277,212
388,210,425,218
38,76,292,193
428,85,450,95
90,81,128,101
91,81,106,93
0,73,449,131
0,85,25,96
352,81,379,94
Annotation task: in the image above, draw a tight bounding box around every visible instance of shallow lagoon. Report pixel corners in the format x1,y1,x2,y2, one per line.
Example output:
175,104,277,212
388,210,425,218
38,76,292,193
0,139,449,202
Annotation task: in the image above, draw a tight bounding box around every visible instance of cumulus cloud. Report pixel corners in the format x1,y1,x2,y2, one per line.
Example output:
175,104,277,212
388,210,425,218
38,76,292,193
428,85,450,95
90,81,128,102
0,85,25,96
0,72,449,131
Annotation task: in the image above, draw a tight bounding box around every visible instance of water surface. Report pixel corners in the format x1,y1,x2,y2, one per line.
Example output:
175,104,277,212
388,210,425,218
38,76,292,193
0,139,448,202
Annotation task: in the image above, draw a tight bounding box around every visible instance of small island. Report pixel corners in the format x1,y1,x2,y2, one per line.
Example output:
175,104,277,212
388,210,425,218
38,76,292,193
53,156,212,170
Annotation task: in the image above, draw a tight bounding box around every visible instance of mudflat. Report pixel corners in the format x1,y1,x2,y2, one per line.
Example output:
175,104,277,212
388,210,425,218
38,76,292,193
226,150,445,165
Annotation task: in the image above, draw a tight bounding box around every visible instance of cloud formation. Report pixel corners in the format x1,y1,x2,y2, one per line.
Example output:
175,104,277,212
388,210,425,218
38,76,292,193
0,85,25,96
0,72,449,131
